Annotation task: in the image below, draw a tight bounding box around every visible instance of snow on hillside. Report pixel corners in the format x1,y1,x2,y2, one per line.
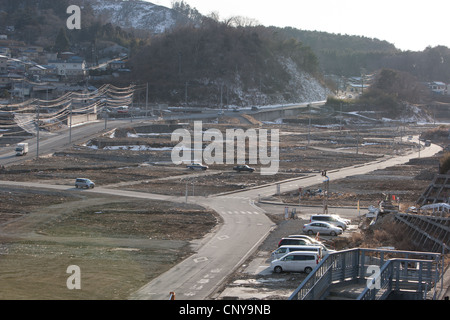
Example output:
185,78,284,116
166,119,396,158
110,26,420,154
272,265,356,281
86,1,331,106
279,57,330,102
88,0,182,32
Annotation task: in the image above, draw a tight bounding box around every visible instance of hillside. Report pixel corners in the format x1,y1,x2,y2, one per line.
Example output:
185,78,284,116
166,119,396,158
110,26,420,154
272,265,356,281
2,0,448,107
275,27,399,76
88,0,192,33
275,27,450,82
123,23,330,107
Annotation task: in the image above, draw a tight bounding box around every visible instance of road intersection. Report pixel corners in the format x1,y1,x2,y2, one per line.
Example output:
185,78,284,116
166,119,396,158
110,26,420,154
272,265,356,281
0,137,441,300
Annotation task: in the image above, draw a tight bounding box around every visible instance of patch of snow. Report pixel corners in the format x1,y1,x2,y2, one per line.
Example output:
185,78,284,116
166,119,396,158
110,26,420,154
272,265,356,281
89,0,180,33
278,56,330,103
104,145,173,151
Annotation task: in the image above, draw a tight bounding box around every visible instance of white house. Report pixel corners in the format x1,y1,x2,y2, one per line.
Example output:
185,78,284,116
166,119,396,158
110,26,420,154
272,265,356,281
428,81,447,95
48,56,87,79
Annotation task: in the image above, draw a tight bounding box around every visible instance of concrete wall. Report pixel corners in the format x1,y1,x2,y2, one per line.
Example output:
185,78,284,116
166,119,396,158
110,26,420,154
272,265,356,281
251,107,304,122
250,103,325,122
67,113,98,126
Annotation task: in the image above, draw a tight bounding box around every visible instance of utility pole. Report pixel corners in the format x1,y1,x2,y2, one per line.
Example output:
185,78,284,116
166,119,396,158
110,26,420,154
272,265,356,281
185,81,188,106
69,103,73,144
322,170,329,214
104,108,108,130
356,128,360,155
145,82,149,117
178,52,182,77
36,103,40,159
220,82,223,111
308,104,311,146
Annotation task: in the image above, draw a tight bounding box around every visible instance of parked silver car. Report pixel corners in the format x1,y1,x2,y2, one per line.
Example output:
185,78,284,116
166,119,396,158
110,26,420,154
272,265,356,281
303,221,343,236
310,214,348,230
75,178,95,189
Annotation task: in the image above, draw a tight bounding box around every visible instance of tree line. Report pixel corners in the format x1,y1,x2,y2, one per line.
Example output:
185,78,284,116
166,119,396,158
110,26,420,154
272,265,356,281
275,27,450,83
127,18,320,105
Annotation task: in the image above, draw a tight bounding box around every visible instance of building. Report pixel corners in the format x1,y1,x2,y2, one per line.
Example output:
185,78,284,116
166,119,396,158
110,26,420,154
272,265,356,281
0,56,7,74
428,81,447,95
0,47,11,58
110,60,126,70
0,73,22,89
48,56,87,79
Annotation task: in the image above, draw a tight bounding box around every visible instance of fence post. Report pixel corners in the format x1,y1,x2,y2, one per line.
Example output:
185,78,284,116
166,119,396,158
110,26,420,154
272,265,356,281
418,261,423,293
359,249,365,279
341,253,346,282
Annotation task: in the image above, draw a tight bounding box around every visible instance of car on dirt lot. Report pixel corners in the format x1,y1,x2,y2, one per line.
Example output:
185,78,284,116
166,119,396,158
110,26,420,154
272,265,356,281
303,222,342,236
186,162,208,170
233,164,255,173
75,178,95,189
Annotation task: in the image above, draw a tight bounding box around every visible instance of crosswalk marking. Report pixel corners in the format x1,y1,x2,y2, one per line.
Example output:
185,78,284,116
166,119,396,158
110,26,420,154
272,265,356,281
222,210,261,215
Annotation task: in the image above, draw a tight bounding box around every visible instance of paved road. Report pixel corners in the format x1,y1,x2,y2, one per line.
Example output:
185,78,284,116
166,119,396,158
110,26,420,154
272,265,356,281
0,180,274,300
0,119,130,166
234,138,442,200
130,196,274,300
0,126,442,300
0,101,321,166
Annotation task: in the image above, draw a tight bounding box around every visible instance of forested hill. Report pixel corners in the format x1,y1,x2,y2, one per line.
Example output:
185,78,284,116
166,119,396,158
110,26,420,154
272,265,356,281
275,27,450,83
127,23,330,106
2,0,450,101
275,27,399,76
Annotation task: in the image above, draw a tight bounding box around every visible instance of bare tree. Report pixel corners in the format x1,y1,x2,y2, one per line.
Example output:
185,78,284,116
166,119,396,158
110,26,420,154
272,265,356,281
229,16,260,28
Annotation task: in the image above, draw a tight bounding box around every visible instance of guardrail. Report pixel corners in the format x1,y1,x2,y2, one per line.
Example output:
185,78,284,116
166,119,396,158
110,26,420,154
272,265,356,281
358,258,439,300
288,248,442,300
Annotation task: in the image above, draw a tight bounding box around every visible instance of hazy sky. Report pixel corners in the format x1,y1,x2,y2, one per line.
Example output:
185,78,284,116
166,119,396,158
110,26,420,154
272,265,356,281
150,0,449,52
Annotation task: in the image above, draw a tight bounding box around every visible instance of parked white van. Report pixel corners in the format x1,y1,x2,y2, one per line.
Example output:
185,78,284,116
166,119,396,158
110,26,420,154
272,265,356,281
271,245,323,260
271,251,321,274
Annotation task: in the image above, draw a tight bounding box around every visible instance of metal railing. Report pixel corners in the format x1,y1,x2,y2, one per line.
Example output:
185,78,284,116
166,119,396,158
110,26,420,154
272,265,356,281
358,258,439,300
289,248,442,300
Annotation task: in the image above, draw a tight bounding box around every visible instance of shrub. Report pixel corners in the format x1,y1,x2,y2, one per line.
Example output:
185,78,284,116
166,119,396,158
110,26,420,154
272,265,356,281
440,152,450,174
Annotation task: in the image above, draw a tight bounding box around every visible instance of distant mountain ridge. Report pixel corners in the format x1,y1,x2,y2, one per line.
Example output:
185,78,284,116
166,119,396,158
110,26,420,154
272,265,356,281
87,0,191,33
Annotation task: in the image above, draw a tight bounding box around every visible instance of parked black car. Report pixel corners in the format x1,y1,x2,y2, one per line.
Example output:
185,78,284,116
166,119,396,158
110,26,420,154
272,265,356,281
233,165,255,173
186,162,208,170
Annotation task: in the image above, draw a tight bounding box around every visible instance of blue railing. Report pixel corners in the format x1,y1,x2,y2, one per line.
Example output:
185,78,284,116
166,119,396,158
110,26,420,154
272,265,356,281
288,248,442,300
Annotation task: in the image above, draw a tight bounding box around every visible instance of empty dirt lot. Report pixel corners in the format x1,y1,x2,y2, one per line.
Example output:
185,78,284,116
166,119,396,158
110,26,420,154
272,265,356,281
0,119,446,299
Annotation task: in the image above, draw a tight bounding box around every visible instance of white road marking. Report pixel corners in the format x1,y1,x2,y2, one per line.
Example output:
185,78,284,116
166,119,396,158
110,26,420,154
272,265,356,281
193,257,208,263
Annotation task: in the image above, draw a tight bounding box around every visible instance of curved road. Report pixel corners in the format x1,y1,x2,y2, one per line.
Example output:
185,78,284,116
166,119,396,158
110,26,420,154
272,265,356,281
0,139,442,300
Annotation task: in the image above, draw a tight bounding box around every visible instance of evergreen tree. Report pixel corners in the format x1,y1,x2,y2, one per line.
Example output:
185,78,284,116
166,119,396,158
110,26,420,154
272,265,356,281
54,28,70,52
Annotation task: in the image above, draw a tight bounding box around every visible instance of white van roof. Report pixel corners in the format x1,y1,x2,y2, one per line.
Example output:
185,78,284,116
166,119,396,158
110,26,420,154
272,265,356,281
283,251,319,256
278,245,322,249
